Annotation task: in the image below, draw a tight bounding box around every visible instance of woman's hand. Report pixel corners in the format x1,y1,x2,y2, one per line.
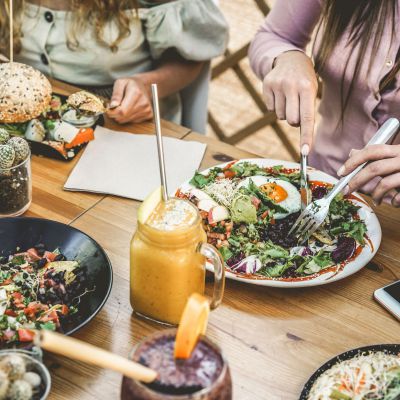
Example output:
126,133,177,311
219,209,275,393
107,77,153,124
338,144,400,207
263,50,318,155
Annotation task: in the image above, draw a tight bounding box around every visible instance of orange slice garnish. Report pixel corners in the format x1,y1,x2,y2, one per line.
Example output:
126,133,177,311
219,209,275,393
174,293,210,359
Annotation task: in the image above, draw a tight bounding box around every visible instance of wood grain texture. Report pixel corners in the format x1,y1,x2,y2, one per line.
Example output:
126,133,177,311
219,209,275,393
23,79,400,400
25,80,190,224
40,132,400,400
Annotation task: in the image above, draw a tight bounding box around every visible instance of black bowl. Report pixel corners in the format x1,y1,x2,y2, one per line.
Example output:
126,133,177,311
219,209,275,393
0,217,113,338
300,344,400,399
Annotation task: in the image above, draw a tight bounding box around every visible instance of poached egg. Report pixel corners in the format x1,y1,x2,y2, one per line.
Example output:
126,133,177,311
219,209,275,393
237,175,301,219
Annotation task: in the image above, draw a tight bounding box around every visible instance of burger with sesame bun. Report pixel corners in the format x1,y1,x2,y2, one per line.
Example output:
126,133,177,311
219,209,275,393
0,62,52,123
66,90,106,115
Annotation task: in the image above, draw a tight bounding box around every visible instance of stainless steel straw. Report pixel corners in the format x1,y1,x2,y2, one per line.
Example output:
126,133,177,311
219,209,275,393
151,84,169,201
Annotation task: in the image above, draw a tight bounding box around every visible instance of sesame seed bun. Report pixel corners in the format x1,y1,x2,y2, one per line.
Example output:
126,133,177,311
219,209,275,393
67,90,106,114
0,62,52,123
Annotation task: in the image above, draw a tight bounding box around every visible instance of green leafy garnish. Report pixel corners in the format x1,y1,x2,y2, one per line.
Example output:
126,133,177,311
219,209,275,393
297,251,333,275
231,162,267,177
189,169,222,189
219,246,233,261
330,221,367,244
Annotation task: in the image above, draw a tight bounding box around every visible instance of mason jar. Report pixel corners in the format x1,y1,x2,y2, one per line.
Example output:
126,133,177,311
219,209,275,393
130,198,225,325
0,150,32,217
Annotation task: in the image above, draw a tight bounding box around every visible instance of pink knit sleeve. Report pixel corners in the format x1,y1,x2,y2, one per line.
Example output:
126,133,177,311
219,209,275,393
249,0,322,80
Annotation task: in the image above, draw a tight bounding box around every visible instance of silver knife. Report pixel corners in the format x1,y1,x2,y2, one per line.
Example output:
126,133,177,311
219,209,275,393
300,153,311,211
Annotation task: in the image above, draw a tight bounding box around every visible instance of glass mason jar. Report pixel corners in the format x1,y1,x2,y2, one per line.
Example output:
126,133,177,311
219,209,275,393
130,199,225,325
120,329,232,400
0,151,32,217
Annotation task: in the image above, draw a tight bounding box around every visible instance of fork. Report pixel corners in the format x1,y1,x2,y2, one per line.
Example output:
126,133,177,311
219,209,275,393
289,117,400,243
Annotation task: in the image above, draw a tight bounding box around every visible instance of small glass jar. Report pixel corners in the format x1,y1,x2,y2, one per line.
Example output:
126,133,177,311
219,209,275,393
0,151,32,217
0,348,51,399
120,329,232,400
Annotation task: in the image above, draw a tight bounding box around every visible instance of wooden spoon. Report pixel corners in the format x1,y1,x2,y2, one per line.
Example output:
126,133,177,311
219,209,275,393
35,330,158,383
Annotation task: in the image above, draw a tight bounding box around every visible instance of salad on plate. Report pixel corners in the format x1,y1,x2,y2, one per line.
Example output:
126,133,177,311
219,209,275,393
177,161,370,281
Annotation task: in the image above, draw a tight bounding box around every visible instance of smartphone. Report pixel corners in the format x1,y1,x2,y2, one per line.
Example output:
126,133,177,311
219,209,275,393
374,280,400,321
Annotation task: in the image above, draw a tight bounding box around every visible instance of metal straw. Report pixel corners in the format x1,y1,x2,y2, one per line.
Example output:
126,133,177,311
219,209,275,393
151,84,169,201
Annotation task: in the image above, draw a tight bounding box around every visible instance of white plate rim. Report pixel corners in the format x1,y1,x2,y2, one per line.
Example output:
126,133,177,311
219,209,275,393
177,158,382,288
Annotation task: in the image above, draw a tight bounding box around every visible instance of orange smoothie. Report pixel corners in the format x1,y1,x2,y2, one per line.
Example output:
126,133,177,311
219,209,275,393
130,198,207,325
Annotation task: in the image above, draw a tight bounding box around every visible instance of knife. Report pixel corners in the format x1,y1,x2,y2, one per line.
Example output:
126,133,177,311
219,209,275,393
300,152,311,211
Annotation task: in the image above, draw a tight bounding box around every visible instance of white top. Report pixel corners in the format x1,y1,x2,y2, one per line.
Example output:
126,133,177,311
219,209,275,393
18,4,151,86
16,0,229,123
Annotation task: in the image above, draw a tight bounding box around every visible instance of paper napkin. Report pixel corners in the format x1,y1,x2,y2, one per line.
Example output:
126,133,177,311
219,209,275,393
64,126,207,201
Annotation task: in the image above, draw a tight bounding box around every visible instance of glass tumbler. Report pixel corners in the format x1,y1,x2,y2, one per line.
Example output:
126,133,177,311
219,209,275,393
0,151,32,217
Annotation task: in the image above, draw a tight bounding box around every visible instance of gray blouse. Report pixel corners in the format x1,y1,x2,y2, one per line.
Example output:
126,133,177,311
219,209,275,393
16,0,229,123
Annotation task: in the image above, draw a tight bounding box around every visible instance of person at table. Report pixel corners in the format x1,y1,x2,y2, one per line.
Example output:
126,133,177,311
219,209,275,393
249,0,400,207
0,0,228,128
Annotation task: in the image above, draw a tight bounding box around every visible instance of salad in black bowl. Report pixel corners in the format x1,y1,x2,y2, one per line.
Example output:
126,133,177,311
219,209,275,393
0,218,113,346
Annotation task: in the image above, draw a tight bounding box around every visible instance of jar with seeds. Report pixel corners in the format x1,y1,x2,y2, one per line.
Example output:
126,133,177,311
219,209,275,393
0,131,32,216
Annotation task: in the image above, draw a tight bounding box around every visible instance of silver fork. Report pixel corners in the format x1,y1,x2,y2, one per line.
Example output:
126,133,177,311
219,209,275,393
289,117,400,243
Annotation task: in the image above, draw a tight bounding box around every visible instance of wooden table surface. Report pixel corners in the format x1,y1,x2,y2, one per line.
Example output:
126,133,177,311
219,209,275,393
25,82,400,400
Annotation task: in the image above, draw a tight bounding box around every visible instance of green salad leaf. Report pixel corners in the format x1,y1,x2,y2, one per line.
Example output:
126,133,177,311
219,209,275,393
330,194,360,217
297,251,333,275
267,165,301,184
190,168,222,188
261,262,292,278
231,162,267,177
330,220,367,244
219,246,233,262
40,321,57,331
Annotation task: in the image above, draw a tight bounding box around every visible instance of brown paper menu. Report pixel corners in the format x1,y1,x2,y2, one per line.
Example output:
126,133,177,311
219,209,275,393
64,126,207,201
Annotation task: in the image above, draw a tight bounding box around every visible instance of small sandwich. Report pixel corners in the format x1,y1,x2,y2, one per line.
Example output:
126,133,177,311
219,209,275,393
67,91,106,115
0,62,52,123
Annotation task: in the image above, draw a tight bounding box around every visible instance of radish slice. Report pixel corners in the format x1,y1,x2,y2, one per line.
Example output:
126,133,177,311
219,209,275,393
197,198,218,212
208,205,230,224
190,188,212,201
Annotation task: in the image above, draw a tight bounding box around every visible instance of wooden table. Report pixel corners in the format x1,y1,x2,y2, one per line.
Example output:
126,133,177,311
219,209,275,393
26,83,400,400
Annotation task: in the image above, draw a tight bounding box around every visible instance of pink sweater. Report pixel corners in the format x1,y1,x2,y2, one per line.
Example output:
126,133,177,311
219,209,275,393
249,0,400,194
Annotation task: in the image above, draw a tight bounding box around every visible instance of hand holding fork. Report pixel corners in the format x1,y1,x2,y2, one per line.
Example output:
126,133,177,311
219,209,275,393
289,118,400,243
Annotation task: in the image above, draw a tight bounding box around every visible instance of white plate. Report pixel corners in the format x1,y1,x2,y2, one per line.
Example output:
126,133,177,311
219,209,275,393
177,158,382,288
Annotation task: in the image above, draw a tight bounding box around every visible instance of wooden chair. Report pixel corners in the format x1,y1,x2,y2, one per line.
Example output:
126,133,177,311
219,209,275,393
208,0,298,161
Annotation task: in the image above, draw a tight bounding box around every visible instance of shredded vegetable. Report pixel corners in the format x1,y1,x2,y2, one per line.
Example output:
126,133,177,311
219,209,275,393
308,351,400,400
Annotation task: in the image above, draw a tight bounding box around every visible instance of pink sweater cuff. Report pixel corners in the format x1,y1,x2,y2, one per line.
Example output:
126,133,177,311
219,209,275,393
249,40,305,80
